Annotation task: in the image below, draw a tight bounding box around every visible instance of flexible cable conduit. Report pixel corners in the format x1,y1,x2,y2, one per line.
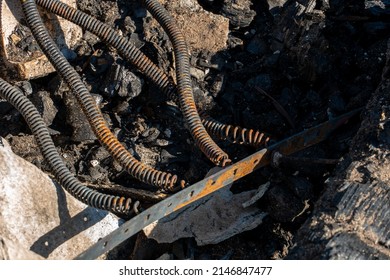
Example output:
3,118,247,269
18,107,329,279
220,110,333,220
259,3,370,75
0,78,137,215
20,0,183,191
35,0,271,148
142,0,231,167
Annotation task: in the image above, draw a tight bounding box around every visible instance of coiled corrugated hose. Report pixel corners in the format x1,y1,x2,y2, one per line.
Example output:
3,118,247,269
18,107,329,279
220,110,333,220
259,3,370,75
34,0,271,148
199,112,271,148
20,0,184,192
142,0,231,167
36,0,175,99
0,77,138,215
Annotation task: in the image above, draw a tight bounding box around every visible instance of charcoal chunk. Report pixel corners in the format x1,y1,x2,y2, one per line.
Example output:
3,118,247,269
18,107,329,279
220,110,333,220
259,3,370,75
221,0,256,28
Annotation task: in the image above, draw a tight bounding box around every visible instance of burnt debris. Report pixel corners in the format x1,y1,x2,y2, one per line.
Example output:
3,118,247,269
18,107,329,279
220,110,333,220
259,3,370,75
0,0,389,259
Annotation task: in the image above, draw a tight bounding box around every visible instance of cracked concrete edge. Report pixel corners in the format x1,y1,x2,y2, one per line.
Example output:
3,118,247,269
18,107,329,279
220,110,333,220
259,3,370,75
0,137,121,260
0,0,82,80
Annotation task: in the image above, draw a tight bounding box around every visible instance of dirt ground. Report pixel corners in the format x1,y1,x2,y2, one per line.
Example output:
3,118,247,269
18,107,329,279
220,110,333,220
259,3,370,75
0,0,389,259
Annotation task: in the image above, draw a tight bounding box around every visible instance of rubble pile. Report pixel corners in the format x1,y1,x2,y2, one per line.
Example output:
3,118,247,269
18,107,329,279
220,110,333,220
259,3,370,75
0,0,389,259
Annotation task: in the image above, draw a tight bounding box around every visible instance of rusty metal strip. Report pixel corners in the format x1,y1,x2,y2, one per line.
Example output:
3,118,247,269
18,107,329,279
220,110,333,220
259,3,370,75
75,109,360,260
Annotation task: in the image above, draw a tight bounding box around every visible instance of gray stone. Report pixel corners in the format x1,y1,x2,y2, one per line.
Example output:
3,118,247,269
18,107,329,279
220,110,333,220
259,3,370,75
30,91,58,127
140,127,160,144
119,70,143,99
103,64,143,99
0,138,121,259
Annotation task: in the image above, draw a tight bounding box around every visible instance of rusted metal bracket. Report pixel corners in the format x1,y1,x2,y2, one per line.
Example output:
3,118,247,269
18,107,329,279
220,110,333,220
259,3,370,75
75,109,360,260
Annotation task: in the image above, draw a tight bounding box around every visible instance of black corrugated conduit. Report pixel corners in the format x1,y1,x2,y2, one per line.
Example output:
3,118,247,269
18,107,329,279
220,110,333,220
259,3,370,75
35,0,271,149
20,0,184,192
142,0,231,167
0,77,138,215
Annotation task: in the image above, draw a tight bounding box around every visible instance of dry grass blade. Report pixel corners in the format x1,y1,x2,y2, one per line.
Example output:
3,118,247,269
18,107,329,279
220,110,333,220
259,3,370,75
255,86,296,129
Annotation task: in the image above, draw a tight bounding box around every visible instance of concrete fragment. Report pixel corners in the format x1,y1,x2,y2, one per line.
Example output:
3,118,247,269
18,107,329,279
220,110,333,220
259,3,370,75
145,0,229,53
0,237,43,260
143,187,267,246
0,0,82,80
0,138,121,259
